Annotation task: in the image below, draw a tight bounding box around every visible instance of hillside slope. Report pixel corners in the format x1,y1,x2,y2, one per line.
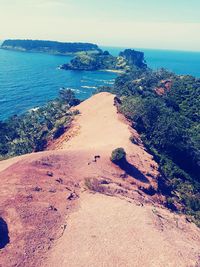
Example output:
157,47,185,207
0,93,199,267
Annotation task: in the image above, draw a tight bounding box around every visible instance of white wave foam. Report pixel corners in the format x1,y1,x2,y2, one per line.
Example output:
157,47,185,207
81,86,97,89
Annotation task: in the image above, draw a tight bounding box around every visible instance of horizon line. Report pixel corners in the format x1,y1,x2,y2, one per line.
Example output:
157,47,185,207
0,38,200,53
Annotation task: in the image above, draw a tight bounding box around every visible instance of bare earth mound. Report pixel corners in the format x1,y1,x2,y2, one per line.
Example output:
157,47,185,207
0,92,199,267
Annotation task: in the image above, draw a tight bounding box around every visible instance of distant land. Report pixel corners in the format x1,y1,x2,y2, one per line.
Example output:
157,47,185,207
0,39,101,55
1,39,147,73
60,49,147,72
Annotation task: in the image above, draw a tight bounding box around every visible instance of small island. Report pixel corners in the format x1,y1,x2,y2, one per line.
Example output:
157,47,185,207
1,39,147,72
60,49,147,72
1,39,101,55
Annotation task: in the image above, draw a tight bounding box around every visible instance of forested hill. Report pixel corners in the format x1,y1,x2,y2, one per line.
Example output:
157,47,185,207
1,39,101,54
61,49,147,71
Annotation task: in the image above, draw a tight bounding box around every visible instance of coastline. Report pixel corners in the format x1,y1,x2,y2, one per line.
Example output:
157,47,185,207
0,47,92,57
99,69,125,74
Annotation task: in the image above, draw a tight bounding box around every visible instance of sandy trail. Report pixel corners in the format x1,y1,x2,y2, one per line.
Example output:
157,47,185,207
45,192,200,267
59,92,159,184
61,92,131,154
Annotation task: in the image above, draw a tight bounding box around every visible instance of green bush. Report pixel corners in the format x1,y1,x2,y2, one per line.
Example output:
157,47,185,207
0,98,73,158
72,109,81,115
59,88,80,106
111,148,126,164
53,124,65,139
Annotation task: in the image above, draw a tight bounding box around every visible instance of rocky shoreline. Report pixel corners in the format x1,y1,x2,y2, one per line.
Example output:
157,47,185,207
60,49,147,72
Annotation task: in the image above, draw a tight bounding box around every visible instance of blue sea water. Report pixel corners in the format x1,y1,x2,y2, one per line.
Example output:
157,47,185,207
0,49,117,120
0,46,200,120
102,46,200,78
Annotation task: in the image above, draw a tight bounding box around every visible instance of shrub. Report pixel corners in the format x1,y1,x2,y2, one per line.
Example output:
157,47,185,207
84,178,105,193
53,124,65,139
111,148,126,164
59,88,80,106
166,197,176,211
72,109,81,115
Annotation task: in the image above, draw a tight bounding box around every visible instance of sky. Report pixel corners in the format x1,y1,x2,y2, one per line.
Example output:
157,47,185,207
0,0,200,51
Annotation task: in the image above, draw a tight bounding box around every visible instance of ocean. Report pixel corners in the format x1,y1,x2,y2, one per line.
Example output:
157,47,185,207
0,46,200,120
103,46,200,77
0,49,117,120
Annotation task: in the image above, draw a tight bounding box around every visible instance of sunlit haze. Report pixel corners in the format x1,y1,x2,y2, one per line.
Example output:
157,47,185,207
0,0,200,51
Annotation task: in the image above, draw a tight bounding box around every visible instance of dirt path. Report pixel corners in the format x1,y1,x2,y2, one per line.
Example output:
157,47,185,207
59,92,159,185
61,92,131,154
45,192,200,267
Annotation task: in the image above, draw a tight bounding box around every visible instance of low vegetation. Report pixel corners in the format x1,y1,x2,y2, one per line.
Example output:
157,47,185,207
0,89,79,159
84,177,105,193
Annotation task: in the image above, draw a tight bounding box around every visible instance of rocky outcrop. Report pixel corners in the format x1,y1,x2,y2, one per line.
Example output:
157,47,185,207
119,49,147,69
154,79,173,95
60,49,147,72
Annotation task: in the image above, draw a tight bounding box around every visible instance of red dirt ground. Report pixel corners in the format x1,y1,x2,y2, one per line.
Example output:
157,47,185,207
0,93,199,267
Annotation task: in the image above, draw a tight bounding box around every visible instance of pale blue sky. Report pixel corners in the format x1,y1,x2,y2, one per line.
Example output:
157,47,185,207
0,0,200,51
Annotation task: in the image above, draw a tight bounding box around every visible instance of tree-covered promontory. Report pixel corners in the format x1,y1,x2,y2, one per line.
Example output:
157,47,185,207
60,49,147,72
1,39,101,55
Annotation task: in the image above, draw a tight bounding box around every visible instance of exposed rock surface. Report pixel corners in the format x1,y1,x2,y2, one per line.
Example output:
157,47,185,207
119,49,147,69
